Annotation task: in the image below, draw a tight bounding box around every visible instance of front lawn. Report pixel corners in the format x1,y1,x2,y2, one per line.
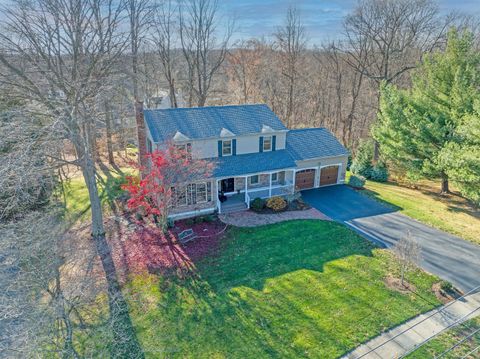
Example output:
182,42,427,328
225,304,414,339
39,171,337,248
354,175,480,245
125,220,442,358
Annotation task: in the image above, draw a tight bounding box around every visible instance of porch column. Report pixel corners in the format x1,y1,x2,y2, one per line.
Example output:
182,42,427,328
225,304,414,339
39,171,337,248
217,179,221,214
244,175,248,206
269,173,272,197
292,170,296,192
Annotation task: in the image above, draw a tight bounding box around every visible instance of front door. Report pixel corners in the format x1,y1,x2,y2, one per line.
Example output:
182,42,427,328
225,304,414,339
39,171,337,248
221,178,235,193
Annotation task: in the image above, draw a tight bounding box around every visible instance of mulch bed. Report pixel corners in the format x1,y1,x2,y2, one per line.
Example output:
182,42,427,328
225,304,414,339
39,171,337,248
105,215,227,280
384,275,417,294
252,198,311,215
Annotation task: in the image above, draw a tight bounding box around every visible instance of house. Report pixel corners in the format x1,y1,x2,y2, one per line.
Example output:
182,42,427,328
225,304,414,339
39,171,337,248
138,103,349,219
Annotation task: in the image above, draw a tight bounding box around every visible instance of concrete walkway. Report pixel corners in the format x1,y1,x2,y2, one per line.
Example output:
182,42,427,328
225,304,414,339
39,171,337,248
218,208,330,227
343,291,480,359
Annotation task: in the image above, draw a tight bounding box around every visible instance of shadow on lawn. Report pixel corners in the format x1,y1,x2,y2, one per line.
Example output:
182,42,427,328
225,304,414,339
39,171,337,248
134,220,440,358
126,220,441,358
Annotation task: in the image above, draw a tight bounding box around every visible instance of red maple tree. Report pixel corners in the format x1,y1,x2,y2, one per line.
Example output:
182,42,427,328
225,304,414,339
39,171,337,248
122,144,213,231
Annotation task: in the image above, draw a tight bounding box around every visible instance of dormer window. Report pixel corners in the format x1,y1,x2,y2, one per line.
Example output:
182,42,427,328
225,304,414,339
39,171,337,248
175,143,192,158
222,140,232,156
263,136,272,152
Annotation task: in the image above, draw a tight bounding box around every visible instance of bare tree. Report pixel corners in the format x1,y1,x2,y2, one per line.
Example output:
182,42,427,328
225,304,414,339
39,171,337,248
343,0,453,158
274,6,307,127
0,0,143,356
179,0,232,107
152,0,179,108
392,232,421,286
226,39,267,104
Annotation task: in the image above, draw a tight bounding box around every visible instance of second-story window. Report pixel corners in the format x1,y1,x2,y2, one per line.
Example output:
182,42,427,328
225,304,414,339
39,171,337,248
175,143,192,158
263,136,272,151
222,140,232,156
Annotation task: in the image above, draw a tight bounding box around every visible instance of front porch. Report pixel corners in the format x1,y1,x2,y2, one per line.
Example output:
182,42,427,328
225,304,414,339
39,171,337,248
217,170,295,214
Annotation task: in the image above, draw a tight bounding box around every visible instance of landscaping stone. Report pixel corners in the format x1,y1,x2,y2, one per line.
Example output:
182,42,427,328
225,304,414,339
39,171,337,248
219,208,330,227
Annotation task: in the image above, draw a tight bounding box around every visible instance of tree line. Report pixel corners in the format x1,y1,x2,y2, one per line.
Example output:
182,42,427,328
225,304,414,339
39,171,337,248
0,0,479,357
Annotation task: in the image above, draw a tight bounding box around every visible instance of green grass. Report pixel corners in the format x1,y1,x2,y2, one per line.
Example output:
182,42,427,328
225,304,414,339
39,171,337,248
362,179,480,245
61,167,135,222
406,317,480,358
125,220,442,358
346,172,480,244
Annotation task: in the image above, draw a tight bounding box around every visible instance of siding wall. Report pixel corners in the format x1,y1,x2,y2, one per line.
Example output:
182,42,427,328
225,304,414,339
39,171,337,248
175,131,287,159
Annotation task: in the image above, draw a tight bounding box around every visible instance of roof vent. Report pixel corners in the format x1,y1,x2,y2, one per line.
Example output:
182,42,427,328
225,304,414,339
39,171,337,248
261,124,274,133
173,131,190,141
220,128,235,137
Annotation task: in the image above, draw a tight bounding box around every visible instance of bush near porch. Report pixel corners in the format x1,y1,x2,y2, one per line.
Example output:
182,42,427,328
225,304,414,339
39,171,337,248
122,220,443,358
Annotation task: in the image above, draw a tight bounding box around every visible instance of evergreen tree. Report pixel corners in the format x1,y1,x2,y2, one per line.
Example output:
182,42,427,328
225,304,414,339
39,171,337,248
373,29,480,194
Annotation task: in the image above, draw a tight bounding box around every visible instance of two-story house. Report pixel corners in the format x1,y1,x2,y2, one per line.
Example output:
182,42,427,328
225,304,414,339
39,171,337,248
139,103,348,219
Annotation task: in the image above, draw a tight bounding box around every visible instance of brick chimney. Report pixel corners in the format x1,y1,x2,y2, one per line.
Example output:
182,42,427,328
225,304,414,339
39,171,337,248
135,100,147,169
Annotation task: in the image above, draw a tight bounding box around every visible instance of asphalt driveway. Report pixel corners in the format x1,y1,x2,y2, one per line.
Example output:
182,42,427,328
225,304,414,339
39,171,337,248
302,185,480,292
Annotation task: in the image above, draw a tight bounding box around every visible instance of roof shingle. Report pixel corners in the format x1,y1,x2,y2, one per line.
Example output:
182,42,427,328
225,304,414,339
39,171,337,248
145,104,287,142
286,128,349,160
212,150,296,178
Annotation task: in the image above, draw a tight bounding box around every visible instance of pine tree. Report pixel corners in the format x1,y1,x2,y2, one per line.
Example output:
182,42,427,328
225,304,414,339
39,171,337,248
373,29,480,194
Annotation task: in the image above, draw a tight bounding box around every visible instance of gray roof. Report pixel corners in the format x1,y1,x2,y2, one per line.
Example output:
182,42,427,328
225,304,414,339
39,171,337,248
145,104,287,142
212,150,296,178
286,128,349,161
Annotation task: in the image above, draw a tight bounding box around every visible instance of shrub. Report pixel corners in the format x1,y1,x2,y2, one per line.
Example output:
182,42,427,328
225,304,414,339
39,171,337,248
351,139,374,178
440,280,453,293
250,197,265,212
265,196,287,212
370,163,389,182
349,175,366,189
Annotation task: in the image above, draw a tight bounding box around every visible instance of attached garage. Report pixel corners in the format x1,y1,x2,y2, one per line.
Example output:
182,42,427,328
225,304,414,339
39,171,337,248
295,169,316,190
319,165,339,186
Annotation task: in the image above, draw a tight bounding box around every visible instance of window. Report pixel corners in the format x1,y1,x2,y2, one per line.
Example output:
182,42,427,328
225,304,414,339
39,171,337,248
222,140,232,156
147,138,153,153
250,175,259,185
175,186,187,206
271,172,278,182
196,183,207,203
171,182,211,206
263,136,272,151
175,143,192,158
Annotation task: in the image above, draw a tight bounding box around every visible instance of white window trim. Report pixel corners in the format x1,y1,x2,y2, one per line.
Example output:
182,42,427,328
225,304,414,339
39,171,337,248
196,182,208,203
263,135,272,152
176,186,188,207
271,172,278,183
222,140,232,156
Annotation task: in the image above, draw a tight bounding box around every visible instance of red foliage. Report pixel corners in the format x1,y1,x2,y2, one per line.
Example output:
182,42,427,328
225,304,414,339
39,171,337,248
121,145,213,225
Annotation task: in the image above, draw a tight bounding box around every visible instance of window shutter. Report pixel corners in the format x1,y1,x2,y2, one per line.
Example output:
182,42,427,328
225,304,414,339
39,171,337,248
259,136,263,152
218,140,222,157
232,139,237,155
272,135,276,151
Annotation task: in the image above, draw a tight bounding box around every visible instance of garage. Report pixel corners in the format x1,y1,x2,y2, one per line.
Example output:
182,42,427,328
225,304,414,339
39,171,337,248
320,165,339,186
295,169,316,190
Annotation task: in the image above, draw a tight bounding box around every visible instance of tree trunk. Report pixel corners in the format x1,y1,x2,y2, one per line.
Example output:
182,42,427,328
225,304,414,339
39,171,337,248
441,174,449,194
105,103,115,166
81,154,143,358
169,78,178,108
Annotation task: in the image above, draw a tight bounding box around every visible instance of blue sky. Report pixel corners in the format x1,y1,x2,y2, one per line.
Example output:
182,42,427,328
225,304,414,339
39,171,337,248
222,0,480,44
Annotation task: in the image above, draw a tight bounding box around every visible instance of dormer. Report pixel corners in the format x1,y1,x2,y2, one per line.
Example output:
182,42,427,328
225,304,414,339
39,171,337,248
261,124,275,133
220,128,235,137
173,131,190,142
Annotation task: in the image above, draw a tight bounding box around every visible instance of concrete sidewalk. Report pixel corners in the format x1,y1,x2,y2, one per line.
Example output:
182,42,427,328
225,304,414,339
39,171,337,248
343,292,480,359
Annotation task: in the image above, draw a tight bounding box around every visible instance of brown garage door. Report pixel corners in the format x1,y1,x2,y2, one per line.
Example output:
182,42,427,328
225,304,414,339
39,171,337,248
295,169,315,190
320,166,339,186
